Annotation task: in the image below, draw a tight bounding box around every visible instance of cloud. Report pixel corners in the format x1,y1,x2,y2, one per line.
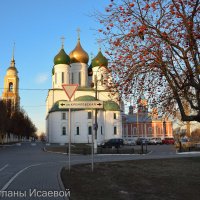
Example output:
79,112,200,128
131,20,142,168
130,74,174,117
35,73,49,84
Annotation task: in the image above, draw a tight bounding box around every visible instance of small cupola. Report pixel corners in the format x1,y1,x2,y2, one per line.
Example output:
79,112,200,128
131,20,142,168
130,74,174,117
92,49,108,68
54,45,70,65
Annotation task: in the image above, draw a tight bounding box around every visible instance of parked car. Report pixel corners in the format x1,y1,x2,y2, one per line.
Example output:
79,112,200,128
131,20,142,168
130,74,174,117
124,138,136,146
100,138,124,148
136,137,149,145
162,137,175,145
149,138,162,145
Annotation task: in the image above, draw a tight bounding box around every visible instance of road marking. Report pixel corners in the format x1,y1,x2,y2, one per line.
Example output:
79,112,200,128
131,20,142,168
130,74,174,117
0,163,42,191
0,164,8,172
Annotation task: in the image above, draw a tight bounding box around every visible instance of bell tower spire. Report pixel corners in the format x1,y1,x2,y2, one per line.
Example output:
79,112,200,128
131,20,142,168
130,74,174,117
2,44,20,110
10,42,16,68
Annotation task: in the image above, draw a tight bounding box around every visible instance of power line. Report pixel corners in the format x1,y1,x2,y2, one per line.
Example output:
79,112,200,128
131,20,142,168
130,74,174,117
22,105,46,108
0,87,49,91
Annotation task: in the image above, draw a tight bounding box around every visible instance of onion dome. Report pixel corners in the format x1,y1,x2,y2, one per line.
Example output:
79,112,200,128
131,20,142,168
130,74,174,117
92,50,108,68
54,48,70,65
88,63,93,76
69,39,89,64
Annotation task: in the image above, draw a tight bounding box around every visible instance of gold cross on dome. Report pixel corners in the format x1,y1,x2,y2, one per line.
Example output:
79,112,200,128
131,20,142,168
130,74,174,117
76,28,81,40
12,42,15,61
60,36,65,48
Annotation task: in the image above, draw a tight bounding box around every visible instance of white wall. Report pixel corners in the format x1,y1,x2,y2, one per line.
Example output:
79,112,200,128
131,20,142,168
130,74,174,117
53,64,70,89
70,63,88,87
47,109,122,144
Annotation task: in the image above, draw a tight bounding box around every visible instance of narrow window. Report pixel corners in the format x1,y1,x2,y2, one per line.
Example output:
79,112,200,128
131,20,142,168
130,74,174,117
114,126,117,135
55,73,57,84
101,126,103,135
101,74,103,85
62,113,66,120
62,127,66,135
9,82,13,92
88,112,92,119
88,126,92,135
114,113,117,119
71,73,74,84
148,127,152,135
62,72,64,83
76,126,80,135
133,127,137,135
79,72,81,85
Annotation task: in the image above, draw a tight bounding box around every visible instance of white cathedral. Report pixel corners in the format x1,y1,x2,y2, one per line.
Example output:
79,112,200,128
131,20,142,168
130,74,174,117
46,36,123,144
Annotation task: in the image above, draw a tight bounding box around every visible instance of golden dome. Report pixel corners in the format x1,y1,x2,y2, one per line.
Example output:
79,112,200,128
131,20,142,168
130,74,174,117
69,39,89,64
7,59,18,76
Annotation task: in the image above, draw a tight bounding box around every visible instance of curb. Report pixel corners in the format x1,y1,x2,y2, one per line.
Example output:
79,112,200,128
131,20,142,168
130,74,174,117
176,151,200,155
57,167,70,200
43,147,151,156
97,153,141,156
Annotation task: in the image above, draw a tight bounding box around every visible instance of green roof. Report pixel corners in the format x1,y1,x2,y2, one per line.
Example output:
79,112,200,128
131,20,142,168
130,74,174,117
49,100,69,113
54,48,70,65
92,51,108,68
104,100,120,111
75,95,96,101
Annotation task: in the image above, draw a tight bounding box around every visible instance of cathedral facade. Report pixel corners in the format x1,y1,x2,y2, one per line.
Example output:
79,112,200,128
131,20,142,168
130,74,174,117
46,37,123,144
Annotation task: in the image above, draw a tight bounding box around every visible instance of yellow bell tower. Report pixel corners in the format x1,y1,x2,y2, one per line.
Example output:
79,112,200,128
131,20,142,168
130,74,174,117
2,46,20,110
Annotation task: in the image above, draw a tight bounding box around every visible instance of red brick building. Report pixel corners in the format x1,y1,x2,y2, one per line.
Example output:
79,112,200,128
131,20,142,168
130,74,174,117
122,97,173,139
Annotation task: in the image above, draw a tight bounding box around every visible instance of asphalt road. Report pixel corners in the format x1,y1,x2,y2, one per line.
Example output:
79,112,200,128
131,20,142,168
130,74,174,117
0,142,200,200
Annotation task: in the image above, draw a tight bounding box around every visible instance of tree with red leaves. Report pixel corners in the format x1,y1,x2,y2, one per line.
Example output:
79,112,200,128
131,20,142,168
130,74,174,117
96,0,200,122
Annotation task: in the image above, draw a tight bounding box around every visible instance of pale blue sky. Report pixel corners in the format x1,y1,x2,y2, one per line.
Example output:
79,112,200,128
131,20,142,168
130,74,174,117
0,0,108,134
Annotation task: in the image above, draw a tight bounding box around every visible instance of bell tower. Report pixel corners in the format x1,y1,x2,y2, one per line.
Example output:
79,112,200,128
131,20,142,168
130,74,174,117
2,46,20,110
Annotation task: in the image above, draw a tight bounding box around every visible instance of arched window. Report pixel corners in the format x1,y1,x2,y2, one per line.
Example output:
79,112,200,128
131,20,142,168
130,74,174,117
62,127,66,135
71,73,74,84
9,82,13,92
62,72,64,84
114,126,117,135
88,126,92,135
101,74,103,85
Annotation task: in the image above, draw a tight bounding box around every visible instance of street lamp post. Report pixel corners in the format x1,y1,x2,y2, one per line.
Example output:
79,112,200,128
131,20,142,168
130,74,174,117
93,67,103,154
94,74,98,154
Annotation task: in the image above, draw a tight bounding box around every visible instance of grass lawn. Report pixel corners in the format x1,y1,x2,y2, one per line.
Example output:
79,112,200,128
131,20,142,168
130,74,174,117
61,157,200,200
